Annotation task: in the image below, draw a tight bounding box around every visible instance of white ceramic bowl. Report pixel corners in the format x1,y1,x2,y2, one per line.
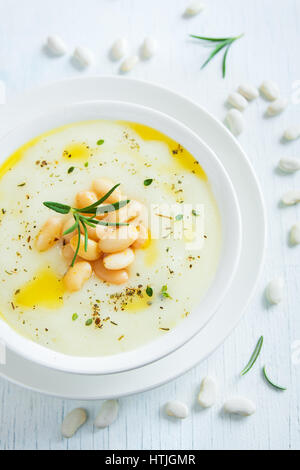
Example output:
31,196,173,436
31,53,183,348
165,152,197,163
0,101,242,375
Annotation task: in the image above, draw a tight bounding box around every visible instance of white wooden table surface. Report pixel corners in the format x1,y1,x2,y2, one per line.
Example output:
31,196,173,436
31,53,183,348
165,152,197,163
0,0,299,451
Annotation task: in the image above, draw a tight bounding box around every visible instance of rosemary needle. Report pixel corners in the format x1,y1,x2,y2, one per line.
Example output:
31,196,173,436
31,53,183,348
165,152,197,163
190,33,244,78
241,336,264,376
263,366,287,391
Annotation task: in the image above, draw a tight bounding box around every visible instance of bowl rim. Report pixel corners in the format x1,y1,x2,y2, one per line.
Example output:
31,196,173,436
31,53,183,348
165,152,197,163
0,100,242,375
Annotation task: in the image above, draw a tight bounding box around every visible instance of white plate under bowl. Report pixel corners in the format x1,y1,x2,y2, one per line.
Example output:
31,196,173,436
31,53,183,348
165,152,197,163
0,100,241,375
0,77,266,398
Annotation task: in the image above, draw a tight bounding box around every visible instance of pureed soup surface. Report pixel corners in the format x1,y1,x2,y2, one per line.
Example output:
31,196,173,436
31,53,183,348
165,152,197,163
0,120,222,356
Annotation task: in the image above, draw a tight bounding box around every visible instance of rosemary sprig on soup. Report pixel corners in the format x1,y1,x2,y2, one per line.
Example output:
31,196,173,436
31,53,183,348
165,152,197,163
43,183,130,267
36,178,150,291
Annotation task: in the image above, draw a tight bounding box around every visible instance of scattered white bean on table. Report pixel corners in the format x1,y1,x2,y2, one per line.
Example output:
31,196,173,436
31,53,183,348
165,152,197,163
198,376,218,408
265,277,284,305
142,37,158,59
237,83,259,101
165,401,189,419
267,98,288,116
223,397,256,417
185,1,206,16
260,80,280,101
227,92,248,111
94,400,119,429
225,109,244,136
281,190,300,206
120,55,139,73
278,157,300,173
111,38,129,60
290,223,300,245
46,35,67,56
73,46,95,68
61,408,88,438
284,125,300,141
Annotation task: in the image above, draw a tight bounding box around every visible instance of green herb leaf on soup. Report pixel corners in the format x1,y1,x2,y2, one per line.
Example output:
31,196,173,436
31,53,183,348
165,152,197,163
161,285,172,299
43,202,71,215
146,286,153,297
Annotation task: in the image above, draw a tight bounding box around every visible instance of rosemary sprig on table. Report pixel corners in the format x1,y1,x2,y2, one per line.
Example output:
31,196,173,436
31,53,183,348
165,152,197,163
262,366,287,391
240,336,264,376
43,184,129,267
190,34,244,78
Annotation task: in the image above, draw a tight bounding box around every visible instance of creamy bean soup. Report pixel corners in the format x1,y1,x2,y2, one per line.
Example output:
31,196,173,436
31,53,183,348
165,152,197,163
0,120,221,356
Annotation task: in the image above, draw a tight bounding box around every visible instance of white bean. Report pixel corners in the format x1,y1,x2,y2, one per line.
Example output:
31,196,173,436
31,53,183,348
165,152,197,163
120,55,139,73
198,376,218,408
104,200,142,224
93,258,129,285
142,37,158,59
70,234,101,261
103,248,135,270
99,225,138,253
62,244,82,264
73,46,95,68
76,191,99,220
267,98,288,116
281,190,300,206
290,222,300,245
92,178,122,204
278,157,300,173
76,191,98,211
165,401,189,419
61,408,87,438
227,92,248,111
225,109,244,136
132,224,149,249
46,35,67,56
185,1,206,16
223,397,256,416
80,223,99,241
265,277,284,305
111,38,129,60
94,400,119,428
260,80,280,101
36,216,63,252
62,217,76,243
64,261,92,292
95,224,114,240
284,125,300,141
237,83,259,101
